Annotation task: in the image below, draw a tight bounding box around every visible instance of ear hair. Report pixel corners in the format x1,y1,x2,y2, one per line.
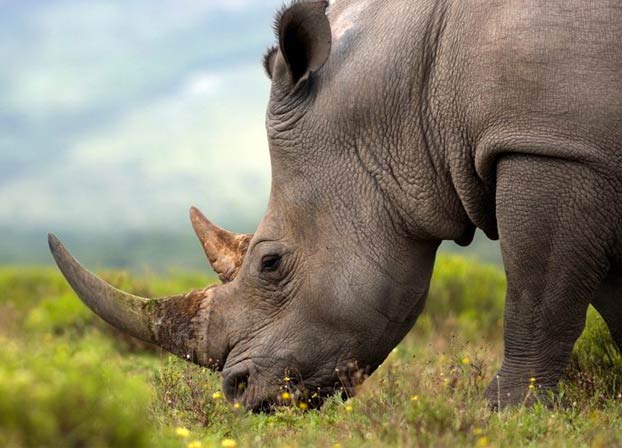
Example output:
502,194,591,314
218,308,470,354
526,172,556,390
272,0,330,39
262,45,278,79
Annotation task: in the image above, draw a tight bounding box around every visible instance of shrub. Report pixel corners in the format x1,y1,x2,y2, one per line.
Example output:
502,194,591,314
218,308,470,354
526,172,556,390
424,255,506,338
0,335,153,448
567,307,622,400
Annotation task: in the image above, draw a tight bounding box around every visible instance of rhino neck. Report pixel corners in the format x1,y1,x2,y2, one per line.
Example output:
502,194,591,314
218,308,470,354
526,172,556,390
421,0,500,241
325,0,477,244
361,0,497,244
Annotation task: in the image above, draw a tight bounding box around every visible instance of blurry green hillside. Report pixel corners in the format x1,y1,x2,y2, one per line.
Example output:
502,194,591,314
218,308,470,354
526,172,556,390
1,256,620,447
0,226,502,272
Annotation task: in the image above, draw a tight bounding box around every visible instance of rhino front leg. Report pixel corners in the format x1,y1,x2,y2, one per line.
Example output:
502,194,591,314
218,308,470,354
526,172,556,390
486,154,614,407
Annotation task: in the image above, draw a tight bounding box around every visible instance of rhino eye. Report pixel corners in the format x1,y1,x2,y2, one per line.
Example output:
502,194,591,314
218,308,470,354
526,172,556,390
261,254,282,273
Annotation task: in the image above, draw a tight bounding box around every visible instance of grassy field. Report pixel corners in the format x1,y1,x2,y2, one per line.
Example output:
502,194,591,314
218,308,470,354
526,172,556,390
1,256,621,448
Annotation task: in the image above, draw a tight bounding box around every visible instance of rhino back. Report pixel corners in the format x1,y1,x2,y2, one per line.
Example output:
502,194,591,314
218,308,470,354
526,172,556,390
322,0,621,239
448,0,622,174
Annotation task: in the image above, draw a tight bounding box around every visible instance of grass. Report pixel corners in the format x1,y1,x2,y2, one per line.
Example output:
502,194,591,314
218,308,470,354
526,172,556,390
0,256,621,447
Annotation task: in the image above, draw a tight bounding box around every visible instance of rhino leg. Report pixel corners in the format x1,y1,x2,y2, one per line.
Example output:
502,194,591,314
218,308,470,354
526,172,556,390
592,265,622,352
487,154,615,407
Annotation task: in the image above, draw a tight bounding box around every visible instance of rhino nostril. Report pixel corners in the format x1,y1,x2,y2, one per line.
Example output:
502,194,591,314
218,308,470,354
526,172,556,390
224,370,250,403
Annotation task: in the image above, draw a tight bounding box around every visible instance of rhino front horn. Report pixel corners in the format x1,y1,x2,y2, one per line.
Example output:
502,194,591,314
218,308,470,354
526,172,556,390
48,234,225,368
189,206,252,282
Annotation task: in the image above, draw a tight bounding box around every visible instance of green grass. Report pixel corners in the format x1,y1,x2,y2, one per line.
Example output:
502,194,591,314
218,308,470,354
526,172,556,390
0,257,621,448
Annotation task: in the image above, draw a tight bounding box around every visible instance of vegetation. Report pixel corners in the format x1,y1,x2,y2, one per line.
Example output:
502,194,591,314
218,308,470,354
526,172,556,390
0,256,620,447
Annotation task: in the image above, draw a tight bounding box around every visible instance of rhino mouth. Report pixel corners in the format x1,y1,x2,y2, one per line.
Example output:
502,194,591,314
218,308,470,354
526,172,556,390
221,358,368,412
222,364,253,406
222,374,342,413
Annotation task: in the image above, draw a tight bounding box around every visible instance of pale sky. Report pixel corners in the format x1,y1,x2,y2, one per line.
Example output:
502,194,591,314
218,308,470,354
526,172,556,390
0,0,285,233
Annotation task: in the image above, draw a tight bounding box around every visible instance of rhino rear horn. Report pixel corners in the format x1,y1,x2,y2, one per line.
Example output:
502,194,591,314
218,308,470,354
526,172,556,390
189,206,252,283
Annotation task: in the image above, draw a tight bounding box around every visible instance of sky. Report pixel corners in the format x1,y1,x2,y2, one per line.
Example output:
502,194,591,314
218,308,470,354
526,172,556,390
0,0,284,235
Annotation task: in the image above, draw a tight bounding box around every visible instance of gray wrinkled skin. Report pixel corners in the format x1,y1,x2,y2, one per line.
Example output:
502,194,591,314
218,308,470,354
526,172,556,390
50,0,622,410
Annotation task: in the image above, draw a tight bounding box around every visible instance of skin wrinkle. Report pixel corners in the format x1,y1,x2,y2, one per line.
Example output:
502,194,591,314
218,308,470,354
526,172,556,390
354,123,412,239
336,115,413,245
267,74,316,133
416,1,446,181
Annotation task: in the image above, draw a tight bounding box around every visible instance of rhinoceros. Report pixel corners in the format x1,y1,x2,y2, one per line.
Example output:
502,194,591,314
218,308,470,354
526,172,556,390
48,0,622,410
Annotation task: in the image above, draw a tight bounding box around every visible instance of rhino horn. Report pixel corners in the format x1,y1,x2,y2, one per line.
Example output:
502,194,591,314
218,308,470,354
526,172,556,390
189,206,252,283
48,234,224,368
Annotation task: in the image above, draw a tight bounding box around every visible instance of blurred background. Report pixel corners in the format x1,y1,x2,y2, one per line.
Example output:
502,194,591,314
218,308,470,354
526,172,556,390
0,0,500,271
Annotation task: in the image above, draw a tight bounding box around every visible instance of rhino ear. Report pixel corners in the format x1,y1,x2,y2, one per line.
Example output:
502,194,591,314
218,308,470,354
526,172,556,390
274,0,331,85
263,46,278,79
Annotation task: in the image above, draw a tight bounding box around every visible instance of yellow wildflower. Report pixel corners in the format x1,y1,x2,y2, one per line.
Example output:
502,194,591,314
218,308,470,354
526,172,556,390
462,357,472,365
284,376,292,382
281,392,291,400
476,436,490,447
233,402,242,410
529,377,536,383
345,404,353,413
411,395,419,402
212,391,223,400
187,441,202,448
299,402,309,410
175,427,191,438
528,384,535,391
221,439,238,448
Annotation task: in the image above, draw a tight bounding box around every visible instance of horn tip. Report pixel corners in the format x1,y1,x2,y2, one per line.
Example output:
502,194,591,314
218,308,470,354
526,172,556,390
189,205,203,222
189,206,214,229
48,233,63,256
47,234,76,277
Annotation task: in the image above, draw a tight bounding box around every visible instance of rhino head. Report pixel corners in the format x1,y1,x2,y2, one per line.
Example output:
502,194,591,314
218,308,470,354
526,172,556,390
49,1,441,411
